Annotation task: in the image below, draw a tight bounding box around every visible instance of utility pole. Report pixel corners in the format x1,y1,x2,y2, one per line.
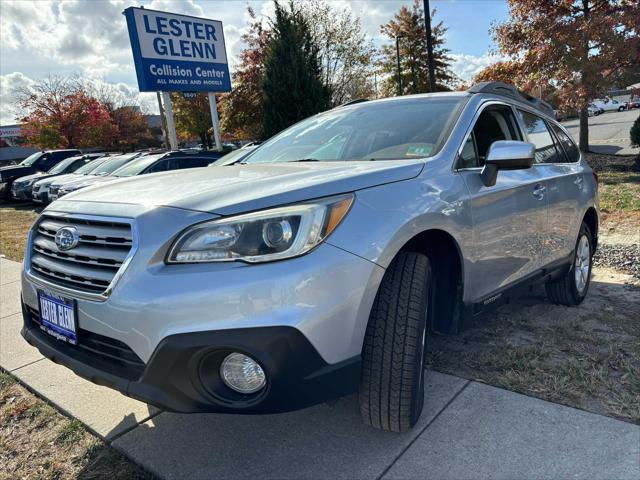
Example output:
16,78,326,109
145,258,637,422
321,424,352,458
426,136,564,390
395,36,402,96
423,0,436,92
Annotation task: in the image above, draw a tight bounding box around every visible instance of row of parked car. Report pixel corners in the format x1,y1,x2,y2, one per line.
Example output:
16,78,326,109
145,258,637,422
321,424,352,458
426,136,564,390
587,98,639,116
0,146,256,204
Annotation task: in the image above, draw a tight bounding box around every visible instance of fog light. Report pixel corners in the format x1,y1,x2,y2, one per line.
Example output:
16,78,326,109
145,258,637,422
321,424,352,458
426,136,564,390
220,352,266,394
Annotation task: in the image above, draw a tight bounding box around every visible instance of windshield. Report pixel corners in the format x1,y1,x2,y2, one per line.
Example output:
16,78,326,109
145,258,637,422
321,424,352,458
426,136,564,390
211,147,255,166
243,97,467,164
48,156,81,174
19,152,44,166
74,158,107,174
91,154,138,176
112,154,164,177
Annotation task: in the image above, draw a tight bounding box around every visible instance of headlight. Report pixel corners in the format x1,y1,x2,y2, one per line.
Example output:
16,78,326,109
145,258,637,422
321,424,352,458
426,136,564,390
167,194,353,264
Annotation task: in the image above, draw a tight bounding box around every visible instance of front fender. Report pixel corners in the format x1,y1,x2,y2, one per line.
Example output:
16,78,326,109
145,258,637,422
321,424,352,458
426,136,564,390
326,173,472,280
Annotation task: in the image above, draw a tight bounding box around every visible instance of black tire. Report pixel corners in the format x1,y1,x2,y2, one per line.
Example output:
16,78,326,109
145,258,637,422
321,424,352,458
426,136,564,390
545,222,593,306
359,251,431,432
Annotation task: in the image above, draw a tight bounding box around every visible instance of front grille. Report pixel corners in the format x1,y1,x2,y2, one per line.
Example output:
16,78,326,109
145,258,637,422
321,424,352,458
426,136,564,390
26,305,145,380
29,214,133,294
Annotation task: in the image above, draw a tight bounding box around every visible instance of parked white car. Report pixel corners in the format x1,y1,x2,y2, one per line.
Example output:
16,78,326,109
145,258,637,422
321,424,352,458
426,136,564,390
592,99,626,112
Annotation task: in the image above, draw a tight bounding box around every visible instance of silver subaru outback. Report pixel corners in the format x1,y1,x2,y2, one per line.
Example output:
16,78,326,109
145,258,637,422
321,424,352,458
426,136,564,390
21,82,598,432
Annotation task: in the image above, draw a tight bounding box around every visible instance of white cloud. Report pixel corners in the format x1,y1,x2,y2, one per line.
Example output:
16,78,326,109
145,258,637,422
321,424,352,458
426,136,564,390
450,53,505,83
0,0,504,126
0,71,159,125
0,72,36,124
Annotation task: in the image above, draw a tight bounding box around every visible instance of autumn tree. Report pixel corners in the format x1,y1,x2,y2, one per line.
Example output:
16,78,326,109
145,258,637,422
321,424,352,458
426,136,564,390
171,93,215,147
17,76,116,149
493,0,640,152
262,1,331,138
379,0,457,97
219,8,270,140
299,0,377,105
88,83,160,151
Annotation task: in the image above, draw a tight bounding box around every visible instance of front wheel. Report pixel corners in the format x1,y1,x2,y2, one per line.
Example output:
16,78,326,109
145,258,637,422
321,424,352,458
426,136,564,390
545,223,593,306
359,251,431,432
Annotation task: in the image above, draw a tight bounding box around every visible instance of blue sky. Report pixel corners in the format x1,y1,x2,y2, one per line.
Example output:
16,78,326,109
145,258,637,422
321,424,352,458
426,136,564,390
0,0,510,124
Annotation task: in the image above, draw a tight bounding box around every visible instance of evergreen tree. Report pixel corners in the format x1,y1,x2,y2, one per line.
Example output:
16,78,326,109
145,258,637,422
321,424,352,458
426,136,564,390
262,1,331,138
379,0,457,96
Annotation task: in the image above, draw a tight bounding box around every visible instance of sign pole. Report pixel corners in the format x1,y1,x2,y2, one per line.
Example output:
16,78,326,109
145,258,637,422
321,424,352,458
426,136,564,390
156,92,170,150
207,92,223,151
161,92,178,151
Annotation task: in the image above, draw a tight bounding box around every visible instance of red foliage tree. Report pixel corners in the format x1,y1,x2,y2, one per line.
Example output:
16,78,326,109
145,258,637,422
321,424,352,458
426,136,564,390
218,8,271,140
18,77,117,149
493,0,640,152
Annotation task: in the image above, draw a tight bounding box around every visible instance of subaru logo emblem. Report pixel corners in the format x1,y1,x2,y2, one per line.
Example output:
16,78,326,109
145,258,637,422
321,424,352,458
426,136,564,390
54,227,80,251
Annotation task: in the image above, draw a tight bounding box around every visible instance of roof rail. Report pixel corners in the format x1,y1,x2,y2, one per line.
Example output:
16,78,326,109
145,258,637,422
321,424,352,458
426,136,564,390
341,98,368,107
468,82,555,117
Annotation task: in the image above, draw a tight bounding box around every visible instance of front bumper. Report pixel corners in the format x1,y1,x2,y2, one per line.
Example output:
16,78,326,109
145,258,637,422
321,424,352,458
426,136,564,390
20,203,384,412
0,182,10,198
21,301,361,413
11,186,32,200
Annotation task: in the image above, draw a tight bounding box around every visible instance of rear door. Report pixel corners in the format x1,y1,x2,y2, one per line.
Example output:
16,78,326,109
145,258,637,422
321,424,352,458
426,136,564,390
458,102,549,301
539,121,584,263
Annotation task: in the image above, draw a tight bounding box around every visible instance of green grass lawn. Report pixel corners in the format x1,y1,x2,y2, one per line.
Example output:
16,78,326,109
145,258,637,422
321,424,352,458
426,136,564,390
598,171,640,212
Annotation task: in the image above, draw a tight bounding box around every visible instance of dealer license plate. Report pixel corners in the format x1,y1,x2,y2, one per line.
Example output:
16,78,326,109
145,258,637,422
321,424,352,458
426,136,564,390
37,290,77,345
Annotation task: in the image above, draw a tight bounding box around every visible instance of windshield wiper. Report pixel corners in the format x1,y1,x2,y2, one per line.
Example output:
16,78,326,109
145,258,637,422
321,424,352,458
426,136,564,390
289,158,320,162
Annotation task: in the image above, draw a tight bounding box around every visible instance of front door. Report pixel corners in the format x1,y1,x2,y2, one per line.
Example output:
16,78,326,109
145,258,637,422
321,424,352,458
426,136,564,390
458,103,549,301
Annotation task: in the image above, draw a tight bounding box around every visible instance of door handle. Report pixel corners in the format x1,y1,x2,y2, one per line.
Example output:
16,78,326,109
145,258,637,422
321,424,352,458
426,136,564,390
533,184,546,200
574,176,583,187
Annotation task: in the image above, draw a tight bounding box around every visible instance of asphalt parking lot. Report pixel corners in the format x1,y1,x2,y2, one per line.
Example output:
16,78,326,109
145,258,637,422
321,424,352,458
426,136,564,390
562,108,639,155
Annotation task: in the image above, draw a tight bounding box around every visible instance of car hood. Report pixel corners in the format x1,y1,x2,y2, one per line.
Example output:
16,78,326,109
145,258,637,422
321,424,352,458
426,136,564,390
50,174,94,188
61,160,425,215
13,172,49,185
62,175,115,190
35,173,77,188
0,165,36,181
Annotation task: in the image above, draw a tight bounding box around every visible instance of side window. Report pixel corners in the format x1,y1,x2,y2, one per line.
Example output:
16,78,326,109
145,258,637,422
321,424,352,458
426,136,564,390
35,154,51,169
458,105,520,168
175,157,210,169
517,110,561,163
146,159,171,173
458,134,478,169
550,124,580,163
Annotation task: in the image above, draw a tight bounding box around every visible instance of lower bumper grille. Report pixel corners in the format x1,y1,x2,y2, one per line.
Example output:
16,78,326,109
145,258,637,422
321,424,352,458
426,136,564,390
26,305,145,379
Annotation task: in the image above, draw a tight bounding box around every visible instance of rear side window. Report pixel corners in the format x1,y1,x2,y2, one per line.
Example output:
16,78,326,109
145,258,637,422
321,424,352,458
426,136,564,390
517,110,561,164
550,124,580,163
174,157,211,169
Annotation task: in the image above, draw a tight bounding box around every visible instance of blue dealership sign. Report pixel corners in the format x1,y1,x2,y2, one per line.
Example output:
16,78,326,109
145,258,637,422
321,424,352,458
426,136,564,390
123,7,231,92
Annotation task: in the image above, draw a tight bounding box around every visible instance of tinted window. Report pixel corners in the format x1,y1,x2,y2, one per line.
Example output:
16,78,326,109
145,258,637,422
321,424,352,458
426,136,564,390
48,156,81,174
91,154,138,175
146,159,171,173
19,152,44,166
112,154,165,177
174,157,211,169
517,110,561,163
75,158,108,174
550,124,580,163
244,97,467,164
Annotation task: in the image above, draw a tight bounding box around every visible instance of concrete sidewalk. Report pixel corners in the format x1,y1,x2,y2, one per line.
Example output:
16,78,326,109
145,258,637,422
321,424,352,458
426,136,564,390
1,257,639,479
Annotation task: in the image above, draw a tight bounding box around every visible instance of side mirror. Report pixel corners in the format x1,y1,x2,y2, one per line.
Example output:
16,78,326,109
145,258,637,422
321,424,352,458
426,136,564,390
480,140,535,187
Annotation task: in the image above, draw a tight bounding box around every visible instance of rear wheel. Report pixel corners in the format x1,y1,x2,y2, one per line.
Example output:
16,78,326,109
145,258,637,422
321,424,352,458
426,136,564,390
359,251,430,432
545,223,593,306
